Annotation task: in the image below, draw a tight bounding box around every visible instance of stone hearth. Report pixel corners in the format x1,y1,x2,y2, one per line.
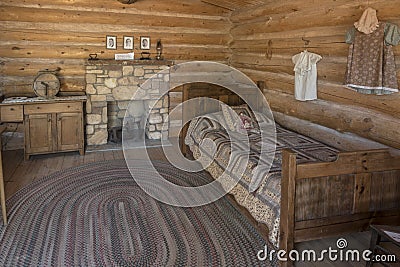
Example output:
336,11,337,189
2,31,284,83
85,60,173,146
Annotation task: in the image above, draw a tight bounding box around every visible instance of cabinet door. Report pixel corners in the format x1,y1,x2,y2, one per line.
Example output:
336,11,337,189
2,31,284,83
25,114,53,154
56,112,83,151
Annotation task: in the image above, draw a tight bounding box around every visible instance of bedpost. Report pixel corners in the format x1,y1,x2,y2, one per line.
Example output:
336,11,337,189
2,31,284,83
181,84,190,155
279,149,297,267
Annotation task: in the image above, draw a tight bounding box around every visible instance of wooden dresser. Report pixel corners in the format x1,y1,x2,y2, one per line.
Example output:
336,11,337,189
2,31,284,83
0,96,86,160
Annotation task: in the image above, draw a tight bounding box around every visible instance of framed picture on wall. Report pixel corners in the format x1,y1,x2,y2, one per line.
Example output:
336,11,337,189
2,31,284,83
106,36,117,50
123,36,134,50
140,36,150,50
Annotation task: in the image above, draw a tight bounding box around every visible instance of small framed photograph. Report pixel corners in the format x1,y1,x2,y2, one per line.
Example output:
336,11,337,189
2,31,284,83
123,36,134,50
140,36,150,50
106,35,117,50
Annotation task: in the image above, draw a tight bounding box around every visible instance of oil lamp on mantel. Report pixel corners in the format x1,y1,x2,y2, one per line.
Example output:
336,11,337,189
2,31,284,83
156,39,163,60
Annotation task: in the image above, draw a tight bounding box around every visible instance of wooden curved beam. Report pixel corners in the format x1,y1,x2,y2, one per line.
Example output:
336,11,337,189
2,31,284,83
117,0,137,4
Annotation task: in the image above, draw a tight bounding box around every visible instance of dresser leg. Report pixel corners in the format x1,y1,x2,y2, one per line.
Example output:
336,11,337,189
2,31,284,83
0,145,7,225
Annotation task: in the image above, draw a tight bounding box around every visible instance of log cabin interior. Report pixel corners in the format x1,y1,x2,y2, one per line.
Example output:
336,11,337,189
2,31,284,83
0,0,399,266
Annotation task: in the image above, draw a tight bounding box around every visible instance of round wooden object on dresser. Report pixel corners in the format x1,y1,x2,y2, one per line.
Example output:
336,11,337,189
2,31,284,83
33,70,60,99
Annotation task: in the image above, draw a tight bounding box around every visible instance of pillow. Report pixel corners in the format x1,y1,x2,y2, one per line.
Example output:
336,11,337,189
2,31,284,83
203,111,228,130
254,111,274,131
221,104,258,133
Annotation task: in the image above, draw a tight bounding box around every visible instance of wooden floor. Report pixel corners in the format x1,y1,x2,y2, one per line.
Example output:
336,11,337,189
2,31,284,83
4,149,125,198
2,148,373,266
295,232,371,267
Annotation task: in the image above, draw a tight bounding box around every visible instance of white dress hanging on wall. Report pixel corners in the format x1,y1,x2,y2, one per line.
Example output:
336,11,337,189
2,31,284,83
292,50,322,101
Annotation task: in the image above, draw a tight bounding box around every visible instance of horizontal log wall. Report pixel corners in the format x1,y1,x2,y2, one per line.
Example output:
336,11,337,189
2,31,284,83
230,0,400,149
0,0,231,96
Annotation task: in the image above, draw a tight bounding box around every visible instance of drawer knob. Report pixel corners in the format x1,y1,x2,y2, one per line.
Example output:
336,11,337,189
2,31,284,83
10,108,14,111
37,107,40,109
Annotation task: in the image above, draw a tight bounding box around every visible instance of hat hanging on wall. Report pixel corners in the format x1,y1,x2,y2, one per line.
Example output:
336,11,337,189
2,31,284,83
354,7,379,34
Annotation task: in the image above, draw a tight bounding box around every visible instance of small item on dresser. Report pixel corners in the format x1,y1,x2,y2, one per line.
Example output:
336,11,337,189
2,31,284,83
32,69,60,99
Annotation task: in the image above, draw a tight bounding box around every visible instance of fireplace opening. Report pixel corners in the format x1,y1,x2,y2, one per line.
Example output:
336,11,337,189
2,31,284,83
108,126,122,143
107,100,145,143
106,97,169,145
107,101,122,143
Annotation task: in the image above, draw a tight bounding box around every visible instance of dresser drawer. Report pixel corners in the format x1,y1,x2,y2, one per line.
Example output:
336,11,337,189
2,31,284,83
24,102,82,114
1,105,23,122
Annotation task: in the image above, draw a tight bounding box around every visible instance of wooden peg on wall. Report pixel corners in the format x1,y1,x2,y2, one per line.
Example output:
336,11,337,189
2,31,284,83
302,37,311,47
265,40,273,60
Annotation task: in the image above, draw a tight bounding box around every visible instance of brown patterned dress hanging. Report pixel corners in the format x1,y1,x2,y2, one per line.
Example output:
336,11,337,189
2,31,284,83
345,22,399,95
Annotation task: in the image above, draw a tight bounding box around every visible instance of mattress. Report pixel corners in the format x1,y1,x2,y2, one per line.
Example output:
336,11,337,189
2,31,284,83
184,112,339,247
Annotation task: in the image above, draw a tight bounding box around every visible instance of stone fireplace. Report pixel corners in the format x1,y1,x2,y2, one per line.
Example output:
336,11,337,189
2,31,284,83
85,59,173,146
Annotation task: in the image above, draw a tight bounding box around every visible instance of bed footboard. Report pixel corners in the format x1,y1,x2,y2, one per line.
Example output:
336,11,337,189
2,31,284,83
280,149,400,267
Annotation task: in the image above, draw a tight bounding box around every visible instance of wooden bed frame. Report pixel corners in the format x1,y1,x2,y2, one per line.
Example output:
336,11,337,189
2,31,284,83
179,83,400,266
281,149,400,266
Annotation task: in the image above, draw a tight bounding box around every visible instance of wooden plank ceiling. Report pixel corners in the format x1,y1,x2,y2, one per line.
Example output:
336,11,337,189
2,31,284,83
201,0,266,11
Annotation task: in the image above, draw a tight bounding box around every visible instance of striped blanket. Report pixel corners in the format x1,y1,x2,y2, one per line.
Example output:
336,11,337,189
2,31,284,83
185,112,339,248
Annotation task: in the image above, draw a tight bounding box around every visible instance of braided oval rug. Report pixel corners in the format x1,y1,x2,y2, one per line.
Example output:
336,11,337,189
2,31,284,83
0,160,276,267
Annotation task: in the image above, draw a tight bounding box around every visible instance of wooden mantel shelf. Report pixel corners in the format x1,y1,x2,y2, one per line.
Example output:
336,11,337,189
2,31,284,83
86,59,174,66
